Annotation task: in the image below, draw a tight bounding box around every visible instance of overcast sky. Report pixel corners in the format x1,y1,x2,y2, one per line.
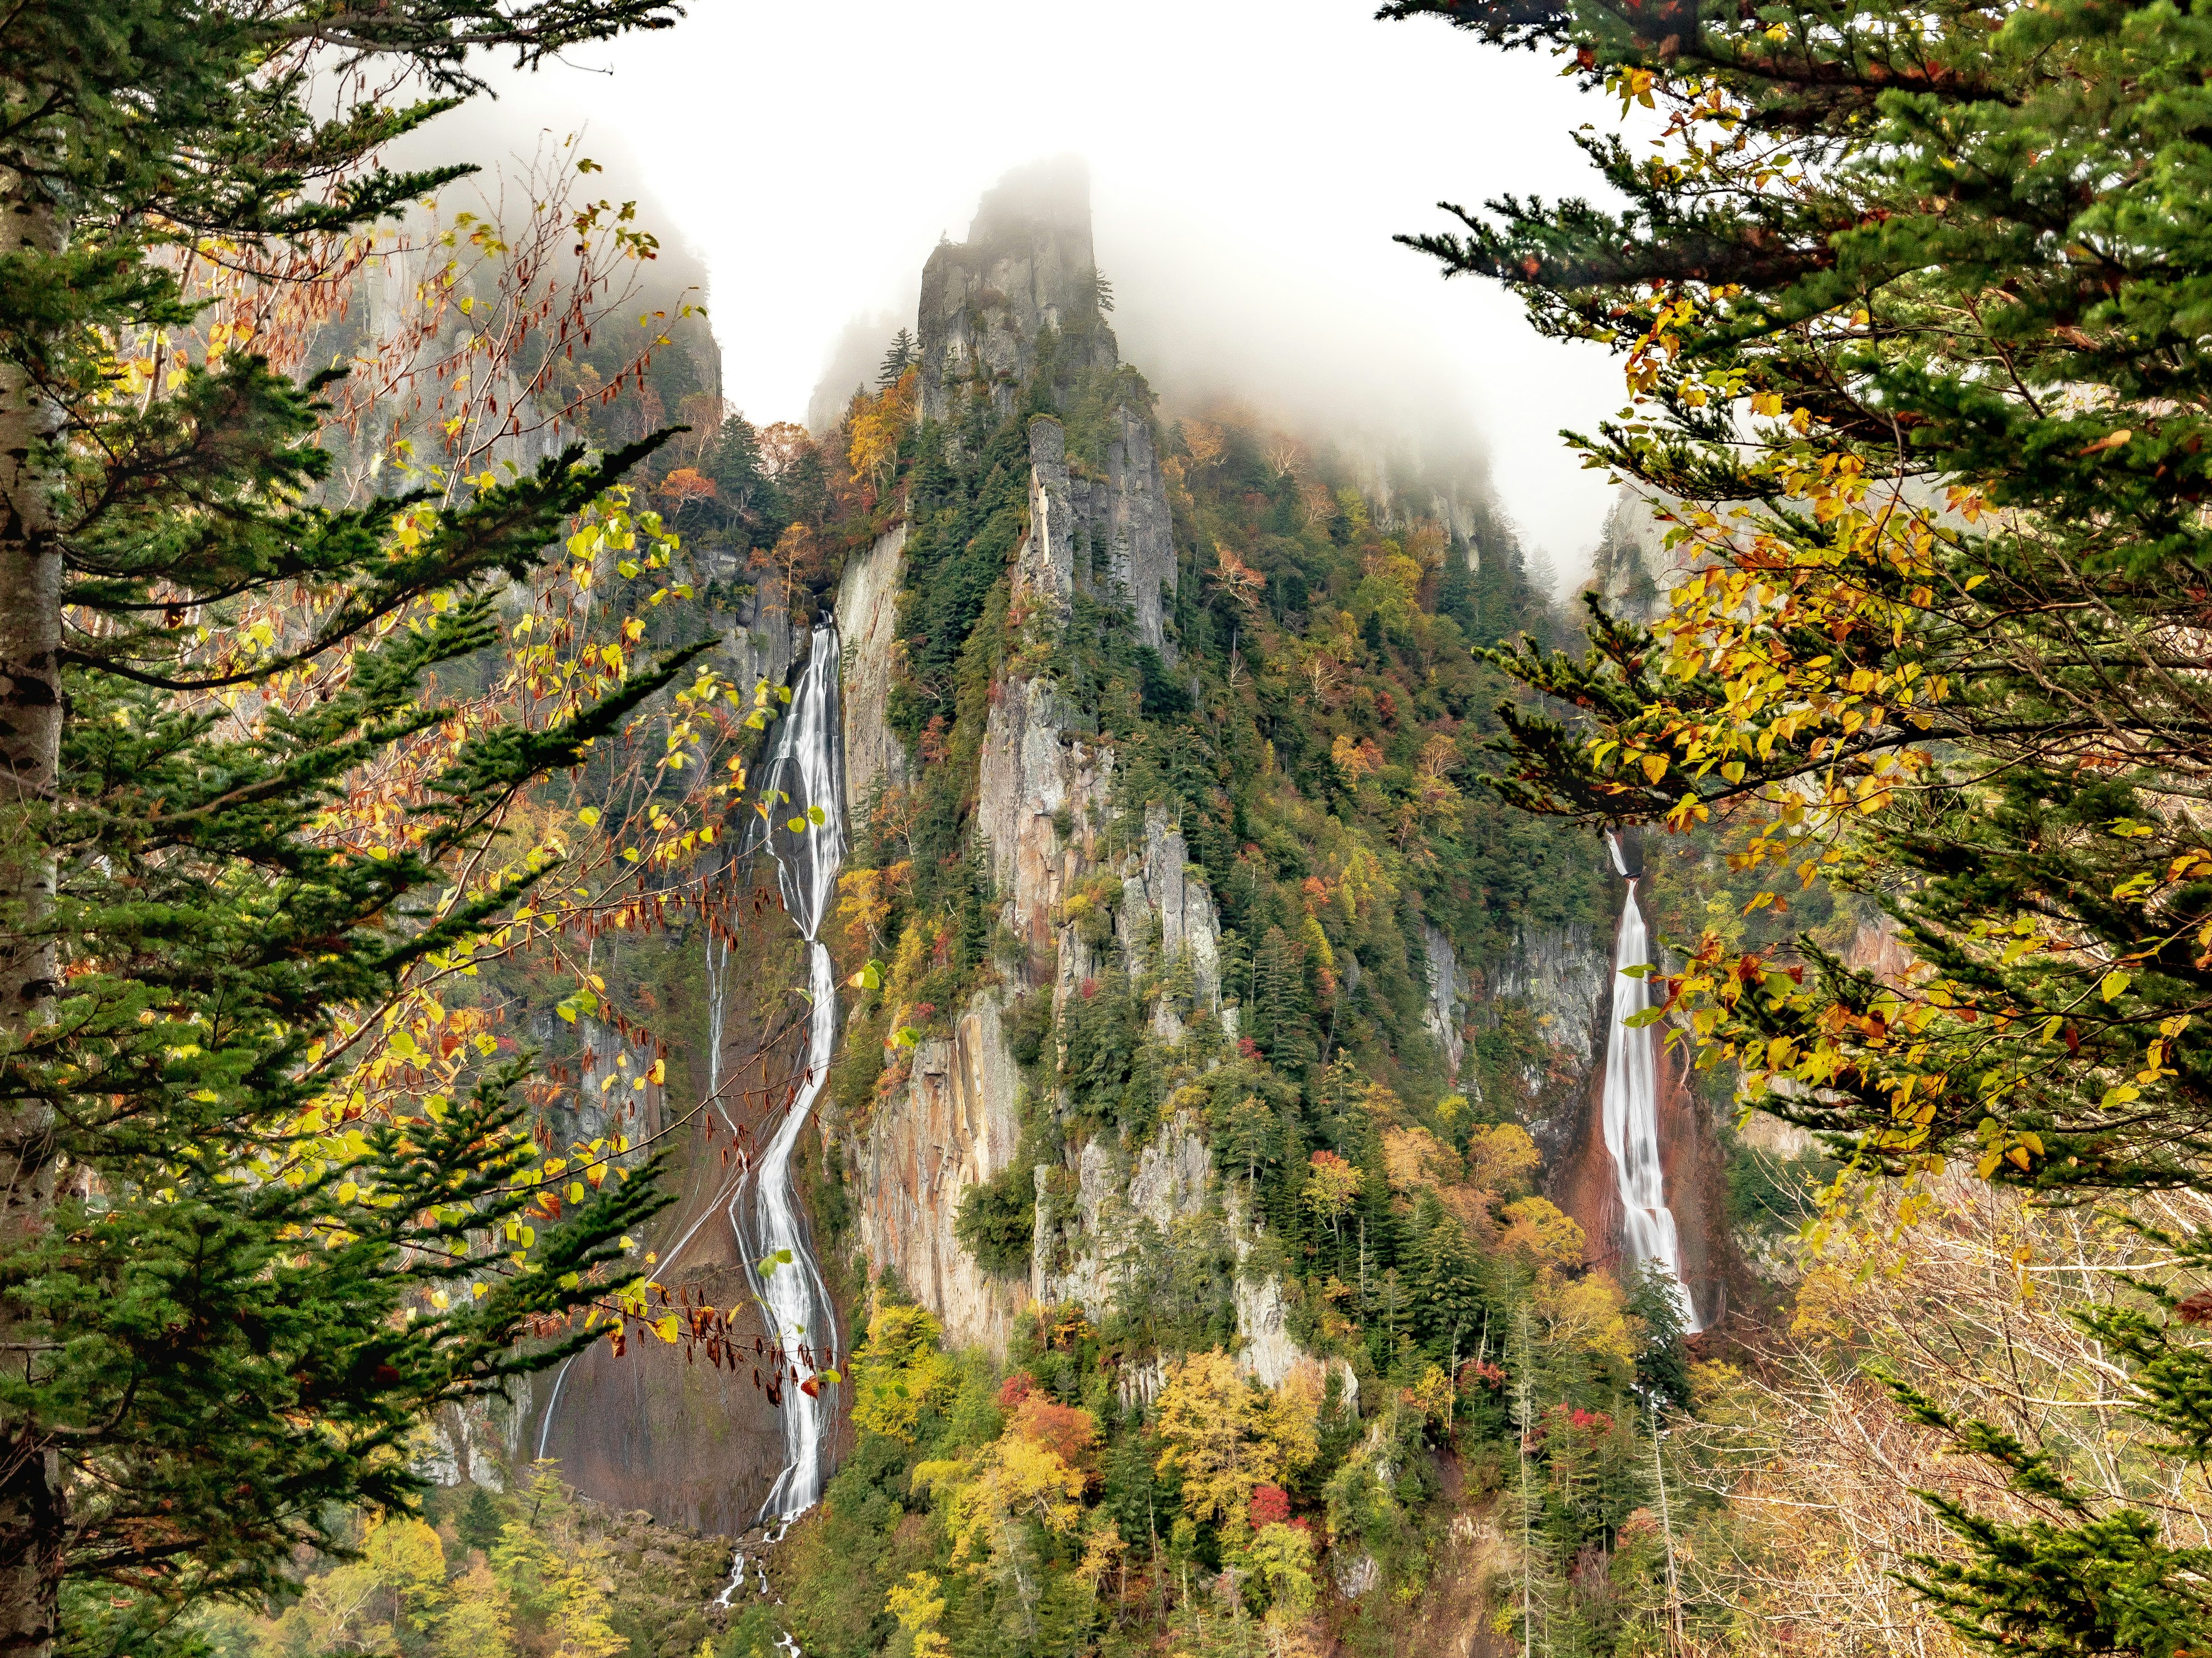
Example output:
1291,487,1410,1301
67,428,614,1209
455,0,1635,581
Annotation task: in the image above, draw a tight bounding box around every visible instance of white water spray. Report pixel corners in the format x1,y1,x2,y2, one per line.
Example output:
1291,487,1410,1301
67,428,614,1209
1601,833,1700,1333
541,631,846,1645
739,623,849,1521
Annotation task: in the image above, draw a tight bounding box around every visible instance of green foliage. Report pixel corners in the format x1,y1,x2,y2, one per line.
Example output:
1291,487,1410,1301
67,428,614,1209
954,1162,1037,1276
878,330,919,390
1389,0,2212,1648
1621,1262,1692,1416
0,2,706,1642
194,1469,731,1658
889,411,1033,745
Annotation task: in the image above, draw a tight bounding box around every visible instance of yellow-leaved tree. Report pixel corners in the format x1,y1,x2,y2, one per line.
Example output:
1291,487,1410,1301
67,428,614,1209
846,367,918,496
883,1572,950,1658
436,1562,518,1658
913,1419,1088,1638
1153,1352,1319,1532
851,1299,958,1443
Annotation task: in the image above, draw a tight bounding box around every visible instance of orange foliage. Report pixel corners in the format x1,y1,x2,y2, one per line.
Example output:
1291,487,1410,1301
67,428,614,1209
657,466,715,502
1498,1195,1586,1269
847,367,918,492
1331,732,1384,784
1213,540,1264,610
1180,418,1225,472
1009,1394,1100,1482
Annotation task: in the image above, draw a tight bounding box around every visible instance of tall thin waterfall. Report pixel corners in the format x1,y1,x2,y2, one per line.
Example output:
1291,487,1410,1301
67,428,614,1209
538,627,849,1543
1601,834,1701,1332
740,622,849,1520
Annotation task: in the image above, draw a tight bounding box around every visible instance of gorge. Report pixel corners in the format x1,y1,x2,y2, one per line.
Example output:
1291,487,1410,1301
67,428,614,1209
467,160,1776,1658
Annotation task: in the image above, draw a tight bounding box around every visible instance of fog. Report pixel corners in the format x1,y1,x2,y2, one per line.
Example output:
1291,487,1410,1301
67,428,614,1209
403,1,1641,582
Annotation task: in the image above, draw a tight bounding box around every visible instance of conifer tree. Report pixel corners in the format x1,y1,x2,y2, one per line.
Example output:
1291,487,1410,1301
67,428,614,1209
877,329,918,389
1387,0,2212,1645
0,6,696,1655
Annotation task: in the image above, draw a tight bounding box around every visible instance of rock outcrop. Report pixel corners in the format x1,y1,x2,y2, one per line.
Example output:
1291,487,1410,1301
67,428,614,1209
976,673,1113,979
1588,487,1687,625
857,173,1327,1391
1035,1110,1214,1319
917,157,1112,423
1071,404,1177,656
531,1259,793,1536
1423,923,1468,1084
856,995,1027,1357
837,521,910,809
919,163,1177,655
1491,921,1611,1103
1123,806,1222,1041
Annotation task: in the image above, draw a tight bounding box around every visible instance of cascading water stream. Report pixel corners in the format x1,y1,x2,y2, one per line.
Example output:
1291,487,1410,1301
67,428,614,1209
1601,834,1701,1332
537,627,847,1649
735,621,848,1521
694,625,848,1650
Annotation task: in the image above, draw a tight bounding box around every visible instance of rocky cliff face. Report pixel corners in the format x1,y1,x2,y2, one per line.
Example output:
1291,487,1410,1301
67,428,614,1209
1074,405,1177,658
850,621,1256,1371
842,160,1332,1375
1017,378,1176,658
1423,924,1468,1085
917,157,1112,424
837,521,910,808
1487,920,1611,1152
854,995,1026,1355
920,160,1176,656
976,673,1111,977
504,896,816,1531
1587,486,1691,625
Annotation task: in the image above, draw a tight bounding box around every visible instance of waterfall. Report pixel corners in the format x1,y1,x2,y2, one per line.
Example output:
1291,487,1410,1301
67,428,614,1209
737,621,849,1521
536,627,849,1545
1601,833,1701,1333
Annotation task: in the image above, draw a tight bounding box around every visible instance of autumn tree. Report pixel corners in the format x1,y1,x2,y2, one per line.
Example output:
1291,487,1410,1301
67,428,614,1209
846,368,918,498
437,1564,518,1658
1301,1151,1362,1244
0,4,709,1654
1389,0,2212,1645
1152,1352,1317,1535
913,1409,1089,1638
851,1298,957,1444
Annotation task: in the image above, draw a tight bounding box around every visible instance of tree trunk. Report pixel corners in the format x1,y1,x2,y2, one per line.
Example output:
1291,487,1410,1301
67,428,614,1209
0,155,68,1658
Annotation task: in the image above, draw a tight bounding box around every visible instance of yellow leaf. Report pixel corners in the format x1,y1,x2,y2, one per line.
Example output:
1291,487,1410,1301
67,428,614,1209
1640,753,1669,784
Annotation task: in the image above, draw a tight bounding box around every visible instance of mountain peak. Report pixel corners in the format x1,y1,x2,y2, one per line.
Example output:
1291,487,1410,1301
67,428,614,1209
918,157,1112,421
